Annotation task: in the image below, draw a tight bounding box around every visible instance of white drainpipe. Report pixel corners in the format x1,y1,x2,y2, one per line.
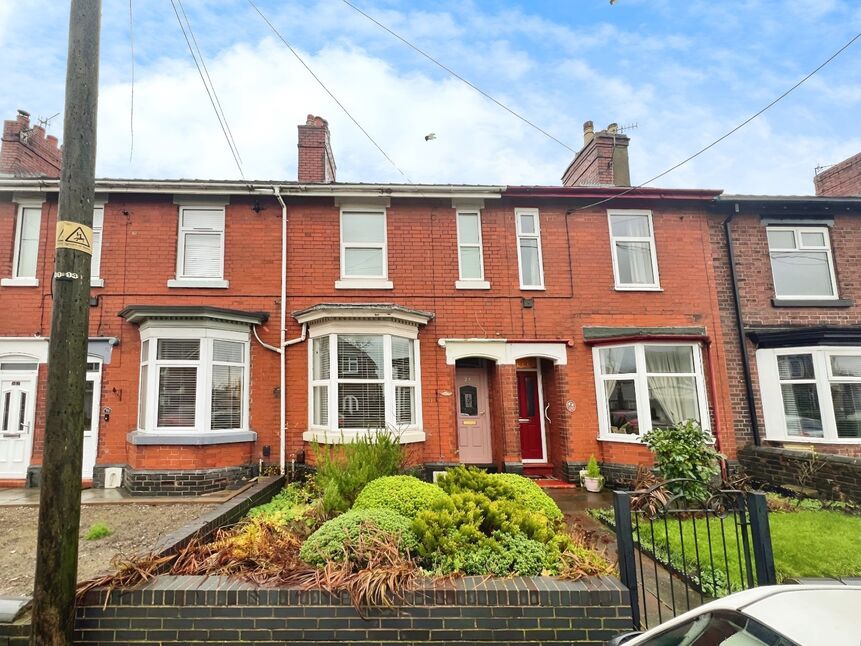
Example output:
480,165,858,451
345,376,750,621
273,187,288,475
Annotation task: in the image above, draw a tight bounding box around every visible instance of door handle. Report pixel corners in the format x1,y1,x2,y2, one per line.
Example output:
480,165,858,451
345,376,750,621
518,418,530,423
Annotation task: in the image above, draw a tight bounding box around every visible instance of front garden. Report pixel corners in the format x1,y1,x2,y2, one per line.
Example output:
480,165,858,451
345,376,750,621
79,432,614,607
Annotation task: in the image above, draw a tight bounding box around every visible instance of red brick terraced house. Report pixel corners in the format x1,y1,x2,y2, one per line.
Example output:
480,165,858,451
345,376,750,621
711,156,861,502
0,112,741,493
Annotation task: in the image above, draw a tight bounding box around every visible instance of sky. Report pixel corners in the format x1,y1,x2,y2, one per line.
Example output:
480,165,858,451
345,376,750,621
1,0,860,194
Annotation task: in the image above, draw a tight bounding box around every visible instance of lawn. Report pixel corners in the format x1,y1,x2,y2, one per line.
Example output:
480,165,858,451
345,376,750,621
590,506,861,597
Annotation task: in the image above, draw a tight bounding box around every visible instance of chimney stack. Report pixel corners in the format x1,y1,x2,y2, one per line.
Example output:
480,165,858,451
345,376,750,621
561,120,630,188
297,114,336,183
0,109,62,177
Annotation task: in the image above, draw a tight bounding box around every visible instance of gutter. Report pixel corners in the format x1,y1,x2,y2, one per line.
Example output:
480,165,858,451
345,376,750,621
725,207,761,445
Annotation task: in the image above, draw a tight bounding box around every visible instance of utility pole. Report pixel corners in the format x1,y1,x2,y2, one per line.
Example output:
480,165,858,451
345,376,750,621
30,2,101,644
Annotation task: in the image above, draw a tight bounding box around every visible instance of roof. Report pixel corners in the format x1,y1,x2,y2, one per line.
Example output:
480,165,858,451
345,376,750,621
118,305,269,326
293,303,434,326
504,185,723,200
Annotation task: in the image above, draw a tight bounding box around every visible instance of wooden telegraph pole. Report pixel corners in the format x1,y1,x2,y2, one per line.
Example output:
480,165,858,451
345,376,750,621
30,1,101,644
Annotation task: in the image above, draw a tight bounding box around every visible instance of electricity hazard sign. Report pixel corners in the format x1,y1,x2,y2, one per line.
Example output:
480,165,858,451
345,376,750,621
55,220,93,254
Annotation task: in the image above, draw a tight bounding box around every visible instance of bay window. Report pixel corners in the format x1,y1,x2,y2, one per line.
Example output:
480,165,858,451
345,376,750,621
308,332,421,441
137,329,249,434
594,343,709,439
758,347,861,442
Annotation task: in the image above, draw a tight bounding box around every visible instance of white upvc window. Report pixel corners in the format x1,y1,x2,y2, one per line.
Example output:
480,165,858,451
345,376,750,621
757,346,861,443
308,332,422,441
168,204,228,288
455,209,490,289
593,342,709,441
2,202,42,287
137,327,249,433
337,208,392,289
766,226,838,300
608,210,661,290
90,205,104,287
515,208,544,290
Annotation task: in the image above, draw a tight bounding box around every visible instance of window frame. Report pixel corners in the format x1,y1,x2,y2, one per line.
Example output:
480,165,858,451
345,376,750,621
515,207,545,290
455,209,489,288
607,209,661,290
169,203,228,288
593,342,710,442
137,326,250,435
758,345,861,443
339,208,389,281
307,331,422,441
90,204,105,287
3,201,43,287
766,225,839,300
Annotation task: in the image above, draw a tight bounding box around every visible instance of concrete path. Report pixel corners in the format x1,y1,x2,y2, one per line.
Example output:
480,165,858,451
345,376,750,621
548,487,706,630
0,484,244,507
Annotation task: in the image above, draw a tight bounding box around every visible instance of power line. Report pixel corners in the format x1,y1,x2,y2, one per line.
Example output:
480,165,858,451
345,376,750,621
176,0,243,166
246,0,413,183
339,0,578,154
575,30,861,211
128,0,135,163
169,0,245,178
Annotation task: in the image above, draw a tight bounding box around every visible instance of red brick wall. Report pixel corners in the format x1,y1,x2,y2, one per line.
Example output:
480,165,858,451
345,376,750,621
1,192,736,479
282,196,735,471
815,153,861,196
712,211,861,457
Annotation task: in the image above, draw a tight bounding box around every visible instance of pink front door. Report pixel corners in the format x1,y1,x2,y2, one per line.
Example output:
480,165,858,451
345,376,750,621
455,368,492,463
517,371,544,461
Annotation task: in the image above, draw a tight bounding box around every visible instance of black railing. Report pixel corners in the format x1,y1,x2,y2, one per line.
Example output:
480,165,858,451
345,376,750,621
613,479,776,630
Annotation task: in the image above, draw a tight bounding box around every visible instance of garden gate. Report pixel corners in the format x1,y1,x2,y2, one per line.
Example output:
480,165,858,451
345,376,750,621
613,479,776,630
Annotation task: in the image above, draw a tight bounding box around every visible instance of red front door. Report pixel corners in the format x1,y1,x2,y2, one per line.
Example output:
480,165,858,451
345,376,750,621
517,371,544,461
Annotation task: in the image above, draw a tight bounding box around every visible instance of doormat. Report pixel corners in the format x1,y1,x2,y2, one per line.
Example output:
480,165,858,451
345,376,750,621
527,476,577,489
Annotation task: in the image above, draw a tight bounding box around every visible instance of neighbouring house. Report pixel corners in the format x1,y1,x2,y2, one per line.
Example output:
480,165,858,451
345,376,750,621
711,186,861,502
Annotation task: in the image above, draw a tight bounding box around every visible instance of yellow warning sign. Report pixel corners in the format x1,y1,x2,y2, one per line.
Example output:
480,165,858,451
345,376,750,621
55,220,93,254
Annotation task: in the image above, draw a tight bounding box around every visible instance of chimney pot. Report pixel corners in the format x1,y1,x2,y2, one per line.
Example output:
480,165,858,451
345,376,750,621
583,120,594,145
607,122,618,134
17,109,30,118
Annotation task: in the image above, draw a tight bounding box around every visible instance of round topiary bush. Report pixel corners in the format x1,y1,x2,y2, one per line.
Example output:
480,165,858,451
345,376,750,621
353,475,453,519
299,508,418,567
491,473,563,522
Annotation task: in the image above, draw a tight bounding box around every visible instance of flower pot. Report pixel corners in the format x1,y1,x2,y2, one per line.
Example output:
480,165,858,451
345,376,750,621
584,475,604,493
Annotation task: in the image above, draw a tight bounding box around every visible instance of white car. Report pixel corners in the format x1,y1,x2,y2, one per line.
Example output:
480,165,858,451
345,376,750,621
608,585,861,646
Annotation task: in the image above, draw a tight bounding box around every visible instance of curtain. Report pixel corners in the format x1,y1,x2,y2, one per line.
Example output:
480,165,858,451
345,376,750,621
617,241,654,284
646,346,699,426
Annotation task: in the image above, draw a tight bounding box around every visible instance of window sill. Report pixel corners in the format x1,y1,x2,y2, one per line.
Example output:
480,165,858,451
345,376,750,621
767,436,861,445
614,285,663,292
519,286,546,291
91,278,104,288
598,434,644,444
127,430,256,445
335,278,393,290
167,278,229,289
303,428,426,444
771,298,852,308
1,277,39,287
455,280,491,290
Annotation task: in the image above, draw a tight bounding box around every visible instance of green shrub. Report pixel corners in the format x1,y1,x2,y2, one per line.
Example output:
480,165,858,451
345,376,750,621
85,522,112,541
246,483,317,529
353,475,452,519
585,455,601,478
412,491,569,575
492,473,563,522
299,508,417,567
436,466,563,522
313,430,405,515
641,420,722,502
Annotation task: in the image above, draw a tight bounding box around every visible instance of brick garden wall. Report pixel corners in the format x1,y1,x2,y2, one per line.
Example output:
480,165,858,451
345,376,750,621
68,575,631,646
739,445,861,503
